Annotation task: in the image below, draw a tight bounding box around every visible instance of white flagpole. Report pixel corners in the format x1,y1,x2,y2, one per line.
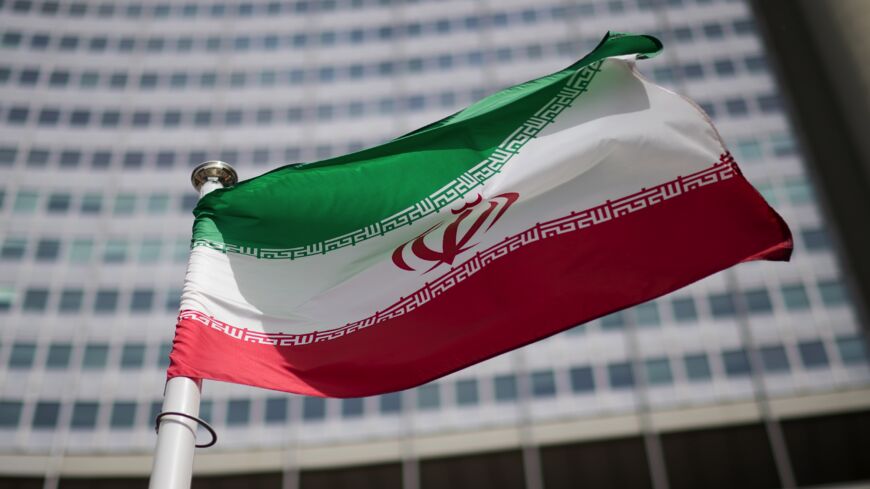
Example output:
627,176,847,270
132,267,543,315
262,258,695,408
148,161,238,489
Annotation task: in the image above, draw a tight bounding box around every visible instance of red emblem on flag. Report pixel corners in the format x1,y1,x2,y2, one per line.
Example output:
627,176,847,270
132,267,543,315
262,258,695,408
392,192,519,272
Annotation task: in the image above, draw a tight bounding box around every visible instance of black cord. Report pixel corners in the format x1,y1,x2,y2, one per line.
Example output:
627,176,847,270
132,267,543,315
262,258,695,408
154,411,218,448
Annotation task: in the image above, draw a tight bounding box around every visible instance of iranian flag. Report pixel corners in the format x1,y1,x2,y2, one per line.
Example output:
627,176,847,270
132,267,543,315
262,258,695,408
168,33,791,397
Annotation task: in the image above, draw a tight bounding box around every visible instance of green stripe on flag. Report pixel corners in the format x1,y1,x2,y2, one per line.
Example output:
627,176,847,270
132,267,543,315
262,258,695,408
192,33,662,258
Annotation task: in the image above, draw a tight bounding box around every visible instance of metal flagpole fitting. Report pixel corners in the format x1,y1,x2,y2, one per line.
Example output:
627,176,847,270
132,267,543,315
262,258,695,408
148,161,238,489
191,160,238,196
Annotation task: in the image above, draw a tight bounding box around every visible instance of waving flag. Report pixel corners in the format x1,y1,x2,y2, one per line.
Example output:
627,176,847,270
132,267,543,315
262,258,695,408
168,33,792,397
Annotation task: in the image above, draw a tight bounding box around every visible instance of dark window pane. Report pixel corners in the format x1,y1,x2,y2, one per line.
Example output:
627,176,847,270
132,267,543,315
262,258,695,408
46,343,72,368
798,341,829,368
379,392,401,414
264,398,287,423
9,343,36,368
70,402,98,429
760,346,790,372
709,293,736,318
645,358,673,385
671,297,697,322
531,370,557,397
82,344,109,369
455,379,479,406
110,402,136,428
569,366,595,393
120,344,145,369
417,384,440,410
341,398,364,418
744,289,773,313
94,290,118,313
0,401,23,428
58,289,83,313
684,353,712,381
723,349,751,377
302,397,325,421
494,374,517,402
608,362,634,388
837,336,868,365
33,402,60,429
226,399,250,426
23,289,49,311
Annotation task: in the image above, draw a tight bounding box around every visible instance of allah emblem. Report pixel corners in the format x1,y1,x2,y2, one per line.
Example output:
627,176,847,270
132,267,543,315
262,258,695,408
392,192,519,273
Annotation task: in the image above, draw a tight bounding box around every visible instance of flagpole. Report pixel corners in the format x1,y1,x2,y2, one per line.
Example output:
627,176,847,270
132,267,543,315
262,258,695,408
148,160,238,489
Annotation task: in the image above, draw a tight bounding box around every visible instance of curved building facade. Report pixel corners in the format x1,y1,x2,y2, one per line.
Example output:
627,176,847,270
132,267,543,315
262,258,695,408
0,0,869,488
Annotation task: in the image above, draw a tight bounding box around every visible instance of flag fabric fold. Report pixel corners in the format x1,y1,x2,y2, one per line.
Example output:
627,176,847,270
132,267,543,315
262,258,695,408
168,32,792,397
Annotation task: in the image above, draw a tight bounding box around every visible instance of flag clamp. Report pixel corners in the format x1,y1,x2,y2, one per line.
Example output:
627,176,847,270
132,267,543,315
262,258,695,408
154,411,217,448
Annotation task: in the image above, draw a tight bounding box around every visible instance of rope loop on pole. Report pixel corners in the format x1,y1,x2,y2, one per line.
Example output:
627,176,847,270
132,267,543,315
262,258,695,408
154,411,218,448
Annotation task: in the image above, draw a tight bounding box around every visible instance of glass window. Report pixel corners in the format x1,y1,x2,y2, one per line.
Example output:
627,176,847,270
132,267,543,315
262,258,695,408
114,194,136,215
733,18,755,35
671,297,697,322
27,148,50,167
417,384,440,409
725,98,749,117
702,22,724,39
102,239,127,264
801,228,829,251
645,358,673,385
757,94,781,113
302,397,325,421
131,111,151,127
781,284,810,311
569,366,595,393
69,239,93,263
32,402,60,429
735,139,763,161
165,288,182,312
1,32,23,48
226,399,250,425
81,194,102,214
264,398,287,423
38,109,60,126
0,146,16,166
635,302,660,326
147,342,167,369
23,288,49,311
94,290,118,313
79,73,99,89
194,110,212,126
837,336,868,365
163,111,182,127
92,151,112,169
709,293,736,318
744,288,773,313
9,343,37,368
101,111,121,127
455,379,479,406
139,239,162,263
59,36,79,50
58,289,83,313
745,54,768,73
46,343,72,368
120,344,145,369
123,152,144,169
600,311,625,330
798,341,829,368
156,152,175,168
530,370,558,398
71,402,98,429
379,392,401,414
109,73,128,89
0,401,23,428
493,374,517,402
682,63,704,79
47,193,71,213
722,349,751,377
760,345,790,373
713,58,736,77
1,237,27,260
30,34,50,50
59,150,81,168
0,286,13,312
110,402,137,428
684,353,712,381
818,280,848,307
14,190,39,213
608,363,634,389
335,398,363,419
83,344,109,369
784,178,813,204
130,289,153,312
